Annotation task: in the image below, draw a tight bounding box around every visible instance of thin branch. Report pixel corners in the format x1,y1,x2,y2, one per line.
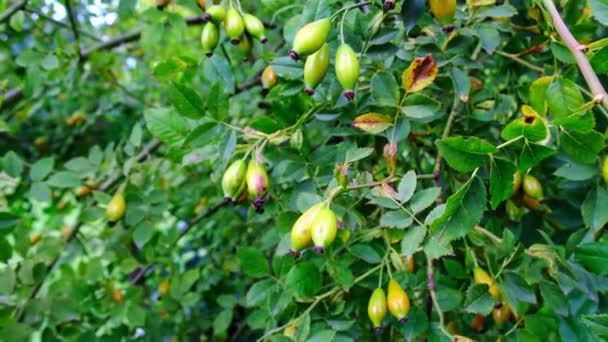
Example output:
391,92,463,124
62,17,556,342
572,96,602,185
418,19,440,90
24,8,100,41
495,50,545,74
15,139,161,321
541,0,608,109
64,0,82,58
0,0,27,23
432,97,463,202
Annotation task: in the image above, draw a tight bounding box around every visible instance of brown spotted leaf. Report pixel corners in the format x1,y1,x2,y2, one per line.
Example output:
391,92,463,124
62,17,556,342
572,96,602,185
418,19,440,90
402,54,438,93
353,113,393,134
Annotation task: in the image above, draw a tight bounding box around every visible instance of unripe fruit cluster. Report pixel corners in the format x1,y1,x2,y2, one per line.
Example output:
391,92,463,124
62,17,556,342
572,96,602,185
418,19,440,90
222,159,270,213
289,202,339,256
368,279,411,331
507,170,545,219
289,18,360,101
200,5,267,56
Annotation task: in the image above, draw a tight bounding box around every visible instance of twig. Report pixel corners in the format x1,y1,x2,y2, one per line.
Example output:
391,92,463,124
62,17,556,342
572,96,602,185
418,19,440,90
64,0,82,58
256,263,383,341
24,8,100,41
495,50,545,74
0,0,27,23
540,0,608,109
15,139,161,321
426,257,452,339
432,97,463,202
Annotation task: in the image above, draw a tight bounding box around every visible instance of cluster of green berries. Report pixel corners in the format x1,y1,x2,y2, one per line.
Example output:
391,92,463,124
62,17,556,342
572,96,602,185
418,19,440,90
368,279,411,331
201,4,267,56
222,159,270,213
288,18,360,101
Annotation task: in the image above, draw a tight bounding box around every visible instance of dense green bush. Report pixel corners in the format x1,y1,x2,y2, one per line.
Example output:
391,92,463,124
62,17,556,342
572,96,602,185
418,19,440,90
1,0,608,340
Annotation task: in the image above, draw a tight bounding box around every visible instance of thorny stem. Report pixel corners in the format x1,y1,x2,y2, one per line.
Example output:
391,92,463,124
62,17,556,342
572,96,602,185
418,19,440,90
540,0,608,109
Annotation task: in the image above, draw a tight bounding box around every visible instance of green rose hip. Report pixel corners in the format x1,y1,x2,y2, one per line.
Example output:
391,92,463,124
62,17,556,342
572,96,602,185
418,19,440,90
335,43,360,101
303,43,330,95
289,17,331,61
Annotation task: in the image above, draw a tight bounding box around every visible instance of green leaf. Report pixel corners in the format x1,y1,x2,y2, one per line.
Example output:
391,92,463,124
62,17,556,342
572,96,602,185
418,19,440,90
400,0,425,32
285,262,322,298
554,162,597,181
308,330,336,342
0,212,19,232
207,82,230,121
270,56,303,80
213,309,233,336
436,287,462,311
477,24,500,54
133,221,155,249
560,129,603,164
371,71,399,106
401,225,426,257
397,170,416,203
0,237,12,262
489,158,517,209
168,82,204,119
410,187,440,213
581,186,608,232
430,177,486,243
237,247,269,278
144,107,189,145
423,237,453,259
475,4,517,18
29,157,54,181
326,259,354,289
539,281,568,316
575,242,608,276
591,46,608,74
380,210,413,229
529,76,552,115
203,55,235,91
46,171,80,188
402,104,438,120
30,182,51,202
547,78,594,132
396,307,429,339
450,67,470,102
350,244,382,263
64,157,96,174
436,136,496,172
502,272,537,305
41,54,59,70
345,147,374,163
550,41,576,64
518,142,556,171
246,279,276,306
3,151,23,177
590,0,608,25
501,107,547,142
582,314,608,338
464,284,494,315
9,10,24,31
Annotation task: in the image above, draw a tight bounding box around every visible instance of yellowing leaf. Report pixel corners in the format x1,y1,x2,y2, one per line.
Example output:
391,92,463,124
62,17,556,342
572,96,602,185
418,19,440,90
353,113,393,134
402,54,438,93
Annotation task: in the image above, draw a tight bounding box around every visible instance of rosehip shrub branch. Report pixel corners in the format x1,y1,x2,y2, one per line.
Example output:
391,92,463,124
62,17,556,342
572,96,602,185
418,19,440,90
1,0,608,341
